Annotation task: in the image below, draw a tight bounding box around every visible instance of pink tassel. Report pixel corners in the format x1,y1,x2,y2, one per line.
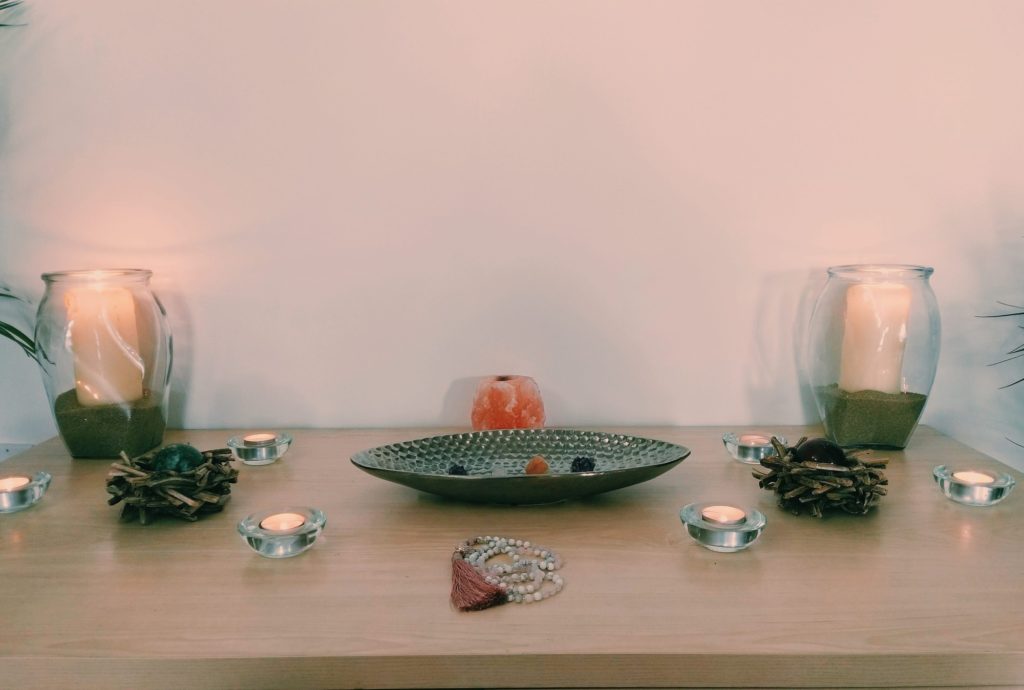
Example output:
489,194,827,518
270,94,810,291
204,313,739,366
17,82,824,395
450,551,506,611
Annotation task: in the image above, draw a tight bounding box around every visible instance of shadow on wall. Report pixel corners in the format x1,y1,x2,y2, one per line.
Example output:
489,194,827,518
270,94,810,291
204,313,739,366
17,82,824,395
0,0,31,171
436,270,678,428
441,376,479,428
745,268,824,426
0,1,24,201
157,288,191,429
928,207,1024,464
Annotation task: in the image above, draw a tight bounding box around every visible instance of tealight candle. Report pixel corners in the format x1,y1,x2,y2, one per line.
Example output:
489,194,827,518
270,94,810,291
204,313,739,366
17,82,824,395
227,432,293,465
701,505,746,525
933,465,1016,507
952,470,995,485
0,471,52,514
0,476,31,492
680,502,766,553
260,512,306,532
238,506,326,558
722,432,786,464
243,433,277,446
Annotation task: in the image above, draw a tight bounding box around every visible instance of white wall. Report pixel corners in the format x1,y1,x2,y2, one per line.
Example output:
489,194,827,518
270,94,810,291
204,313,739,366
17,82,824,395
1,1,1022,468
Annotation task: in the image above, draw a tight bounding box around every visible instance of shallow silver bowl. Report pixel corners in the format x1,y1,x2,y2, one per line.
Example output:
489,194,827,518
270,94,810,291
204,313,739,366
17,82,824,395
351,428,690,504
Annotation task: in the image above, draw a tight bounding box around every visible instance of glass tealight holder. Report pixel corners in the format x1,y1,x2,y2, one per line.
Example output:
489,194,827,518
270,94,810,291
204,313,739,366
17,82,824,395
237,506,326,558
680,502,766,553
227,432,292,465
722,432,786,465
933,465,1016,507
0,471,52,514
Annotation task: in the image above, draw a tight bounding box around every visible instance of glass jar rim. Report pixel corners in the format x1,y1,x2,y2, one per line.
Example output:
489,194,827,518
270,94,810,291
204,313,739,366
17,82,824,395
41,268,153,283
826,264,933,279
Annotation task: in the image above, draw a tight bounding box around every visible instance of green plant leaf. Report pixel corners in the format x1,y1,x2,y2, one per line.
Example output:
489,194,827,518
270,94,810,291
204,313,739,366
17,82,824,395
982,301,1024,388
0,320,33,345
0,0,22,27
0,321,38,363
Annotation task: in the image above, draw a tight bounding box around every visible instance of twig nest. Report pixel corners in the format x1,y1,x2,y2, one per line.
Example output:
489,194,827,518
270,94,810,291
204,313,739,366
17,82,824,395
106,445,239,524
752,437,888,518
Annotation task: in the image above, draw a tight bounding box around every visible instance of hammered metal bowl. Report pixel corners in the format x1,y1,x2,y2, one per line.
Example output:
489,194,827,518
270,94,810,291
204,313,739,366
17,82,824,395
351,428,690,504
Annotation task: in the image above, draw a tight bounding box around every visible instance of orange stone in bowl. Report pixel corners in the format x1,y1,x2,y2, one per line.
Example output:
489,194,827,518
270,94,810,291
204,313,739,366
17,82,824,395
525,455,549,475
470,375,546,430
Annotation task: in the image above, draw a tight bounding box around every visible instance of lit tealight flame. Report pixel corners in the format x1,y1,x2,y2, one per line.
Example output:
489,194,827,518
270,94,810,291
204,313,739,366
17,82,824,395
738,434,771,447
952,471,995,485
0,476,31,492
260,512,306,532
701,505,746,525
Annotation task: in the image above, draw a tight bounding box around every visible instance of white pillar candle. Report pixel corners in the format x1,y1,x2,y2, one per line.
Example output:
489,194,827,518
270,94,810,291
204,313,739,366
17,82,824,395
65,286,144,406
838,283,912,394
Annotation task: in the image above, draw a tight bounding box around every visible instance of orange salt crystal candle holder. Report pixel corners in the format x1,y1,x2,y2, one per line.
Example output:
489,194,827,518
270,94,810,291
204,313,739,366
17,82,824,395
471,375,546,431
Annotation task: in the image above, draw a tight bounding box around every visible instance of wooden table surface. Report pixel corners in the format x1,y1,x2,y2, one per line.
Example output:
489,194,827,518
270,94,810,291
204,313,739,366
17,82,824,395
1,425,1022,689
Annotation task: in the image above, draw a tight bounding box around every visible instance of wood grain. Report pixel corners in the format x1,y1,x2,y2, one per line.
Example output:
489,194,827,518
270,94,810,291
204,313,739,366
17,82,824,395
1,426,1021,688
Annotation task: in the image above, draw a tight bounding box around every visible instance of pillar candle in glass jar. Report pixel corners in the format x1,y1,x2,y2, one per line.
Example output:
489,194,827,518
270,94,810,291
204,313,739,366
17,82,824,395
65,286,144,406
838,283,911,394
806,265,940,449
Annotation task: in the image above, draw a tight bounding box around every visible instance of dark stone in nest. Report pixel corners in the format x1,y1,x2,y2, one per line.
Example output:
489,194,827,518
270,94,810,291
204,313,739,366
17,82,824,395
151,444,205,473
106,446,239,524
752,437,889,518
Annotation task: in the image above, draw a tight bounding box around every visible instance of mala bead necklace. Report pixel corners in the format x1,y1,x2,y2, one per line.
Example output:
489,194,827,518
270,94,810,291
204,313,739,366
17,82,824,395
450,536,564,611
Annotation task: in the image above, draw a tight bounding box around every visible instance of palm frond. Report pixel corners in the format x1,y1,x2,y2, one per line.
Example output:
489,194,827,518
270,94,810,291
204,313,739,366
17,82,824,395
984,300,1024,388
989,352,1024,367
0,321,39,364
999,376,1024,390
978,310,1024,318
0,282,40,364
0,0,22,27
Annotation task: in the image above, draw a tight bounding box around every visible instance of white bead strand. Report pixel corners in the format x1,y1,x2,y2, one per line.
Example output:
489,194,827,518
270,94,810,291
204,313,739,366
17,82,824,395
458,535,565,604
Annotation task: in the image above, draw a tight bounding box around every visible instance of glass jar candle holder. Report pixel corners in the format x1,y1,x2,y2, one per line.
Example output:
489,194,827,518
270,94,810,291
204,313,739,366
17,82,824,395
805,265,940,449
34,269,172,458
